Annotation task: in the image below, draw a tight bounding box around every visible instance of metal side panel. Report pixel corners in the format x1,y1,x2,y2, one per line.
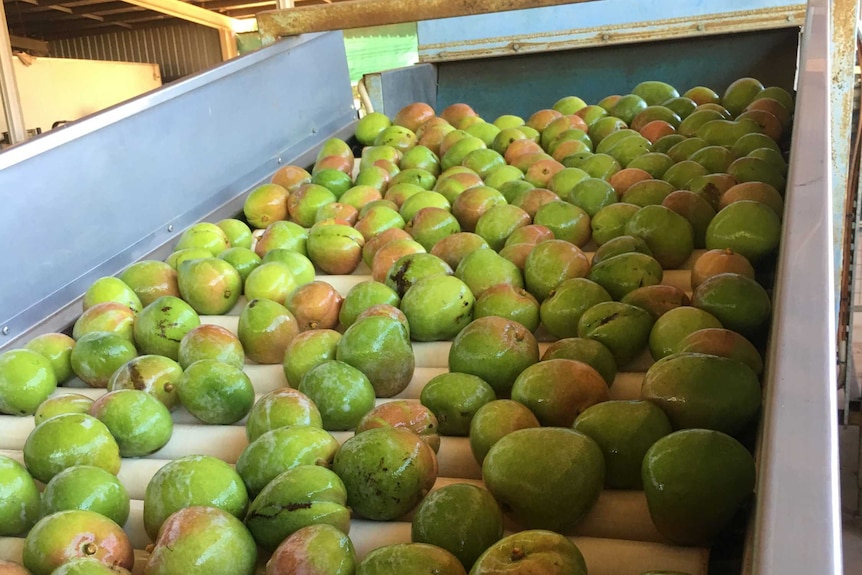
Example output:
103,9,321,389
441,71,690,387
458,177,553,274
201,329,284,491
432,27,799,121
0,31,357,350
364,63,438,117
416,0,804,61
749,0,841,573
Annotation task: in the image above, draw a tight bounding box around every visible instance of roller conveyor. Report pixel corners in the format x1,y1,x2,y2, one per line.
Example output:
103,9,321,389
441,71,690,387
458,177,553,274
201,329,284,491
0,1,841,574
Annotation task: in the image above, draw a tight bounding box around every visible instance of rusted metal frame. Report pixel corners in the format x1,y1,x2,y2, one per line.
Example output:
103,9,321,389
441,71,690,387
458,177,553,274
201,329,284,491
257,0,595,39
834,0,862,405
226,0,329,18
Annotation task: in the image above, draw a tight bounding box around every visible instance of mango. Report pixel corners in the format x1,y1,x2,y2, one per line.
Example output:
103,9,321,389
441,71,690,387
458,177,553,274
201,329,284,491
266,524,355,575
420,372,495,436
143,454,248,540
456,249,523,298
23,510,133,575
592,236,652,266
107,354,182,411
588,252,664,300
482,428,603,532
0,349,57,416
621,284,691,320
235,426,340,497
648,306,723,360
577,301,654,367
642,352,761,436
119,260,179,306
401,275,475,341
89,389,173,457
589,203,641,246
412,484,504,568
661,190,716,248
178,360,254,425
355,400,440,452
0,455,40,536
238,298,299,365
469,400,540,466
144,506,256,575
178,324,244,370
177,257,241,315
469,530,587,575
332,427,437,521
357,543,465,575
298,360,375,431
134,295,200,361
448,316,539,398
573,400,672,488
705,201,781,266
41,465,130,526
511,359,609,427
621,178,674,207
691,272,772,338
245,465,350,551
283,329,342,387
642,429,755,545
246,387,323,442
523,239,590,301
540,278,612,339
336,315,414,397
625,205,694,269
676,327,764,375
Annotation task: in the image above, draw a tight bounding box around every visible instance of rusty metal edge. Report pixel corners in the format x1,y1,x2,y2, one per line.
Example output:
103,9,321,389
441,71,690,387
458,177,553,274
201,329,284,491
256,0,597,40
418,4,807,62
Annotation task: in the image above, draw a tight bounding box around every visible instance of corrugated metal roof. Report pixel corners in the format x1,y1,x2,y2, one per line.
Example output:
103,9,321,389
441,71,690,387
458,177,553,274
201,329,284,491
49,22,221,82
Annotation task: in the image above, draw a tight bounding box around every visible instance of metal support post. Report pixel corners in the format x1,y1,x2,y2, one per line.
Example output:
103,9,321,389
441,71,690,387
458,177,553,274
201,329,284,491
0,0,26,145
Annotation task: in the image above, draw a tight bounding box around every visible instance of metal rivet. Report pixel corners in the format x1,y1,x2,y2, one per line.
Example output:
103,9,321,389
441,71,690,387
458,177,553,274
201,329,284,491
512,43,521,52
696,23,705,31
167,225,174,232
311,128,317,134
601,33,610,41
1,327,8,336
786,14,794,21
277,157,283,164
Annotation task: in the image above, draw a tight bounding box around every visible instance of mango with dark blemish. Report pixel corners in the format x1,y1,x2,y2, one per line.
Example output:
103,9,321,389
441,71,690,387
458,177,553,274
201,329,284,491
577,301,654,367
332,427,437,521
245,465,350,551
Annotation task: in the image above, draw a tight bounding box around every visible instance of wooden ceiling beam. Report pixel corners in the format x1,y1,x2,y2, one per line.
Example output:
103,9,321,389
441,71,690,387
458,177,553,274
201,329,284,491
28,18,133,36
9,34,49,53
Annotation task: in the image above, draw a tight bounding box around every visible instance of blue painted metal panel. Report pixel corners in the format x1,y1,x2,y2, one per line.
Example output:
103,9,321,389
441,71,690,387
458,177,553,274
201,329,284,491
433,28,798,120
417,0,803,60
0,31,357,346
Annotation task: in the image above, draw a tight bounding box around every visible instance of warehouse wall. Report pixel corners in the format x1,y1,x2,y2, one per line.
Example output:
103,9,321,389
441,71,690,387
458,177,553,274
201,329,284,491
49,22,222,83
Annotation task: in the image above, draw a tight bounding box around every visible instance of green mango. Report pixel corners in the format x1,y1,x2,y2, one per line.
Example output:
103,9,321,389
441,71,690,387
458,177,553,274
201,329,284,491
578,301,654,367
358,543,465,575
336,315,415,397
642,352,761,436
588,252,664,300
642,429,755,545
245,465,350,551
